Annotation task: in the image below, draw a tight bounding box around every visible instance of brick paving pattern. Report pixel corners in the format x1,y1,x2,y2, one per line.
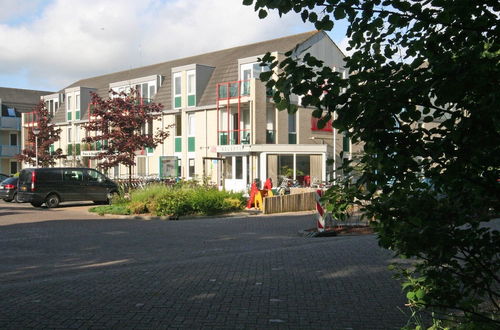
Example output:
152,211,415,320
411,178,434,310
0,203,409,329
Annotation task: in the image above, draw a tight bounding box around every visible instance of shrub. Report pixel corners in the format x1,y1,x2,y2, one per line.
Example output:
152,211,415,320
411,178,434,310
222,198,244,211
127,201,149,214
155,189,192,217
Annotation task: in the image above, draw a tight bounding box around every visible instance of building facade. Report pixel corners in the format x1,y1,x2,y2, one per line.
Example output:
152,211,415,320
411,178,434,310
21,31,357,191
0,87,52,175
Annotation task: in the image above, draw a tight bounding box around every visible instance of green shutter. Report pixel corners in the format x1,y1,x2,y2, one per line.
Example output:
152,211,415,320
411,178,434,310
175,137,182,152
96,141,102,150
75,143,81,155
343,133,350,152
50,144,55,153
188,94,196,107
75,110,80,120
288,133,297,144
146,147,154,154
188,137,195,152
67,111,72,121
219,133,227,145
67,144,73,155
174,96,182,108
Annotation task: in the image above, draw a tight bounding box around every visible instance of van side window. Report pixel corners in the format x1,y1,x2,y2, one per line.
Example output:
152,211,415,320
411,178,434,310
63,169,84,182
86,169,105,183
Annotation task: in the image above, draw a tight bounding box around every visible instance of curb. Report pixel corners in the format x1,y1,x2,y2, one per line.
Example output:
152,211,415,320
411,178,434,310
90,209,263,221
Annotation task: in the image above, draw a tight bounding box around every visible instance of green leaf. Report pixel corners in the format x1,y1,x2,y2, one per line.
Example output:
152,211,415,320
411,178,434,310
258,9,268,19
334,7,346,20
242,0,253,5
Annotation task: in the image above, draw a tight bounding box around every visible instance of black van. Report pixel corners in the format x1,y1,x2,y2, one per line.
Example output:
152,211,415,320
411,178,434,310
18,167,119,208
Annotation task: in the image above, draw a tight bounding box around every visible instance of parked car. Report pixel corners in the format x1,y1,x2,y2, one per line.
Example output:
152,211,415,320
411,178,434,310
0,177,19,202
17,167,119,208
0,173,10,182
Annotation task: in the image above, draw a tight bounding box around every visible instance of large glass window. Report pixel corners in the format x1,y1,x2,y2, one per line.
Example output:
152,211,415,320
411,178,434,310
278,155,294,179
225,157,233,179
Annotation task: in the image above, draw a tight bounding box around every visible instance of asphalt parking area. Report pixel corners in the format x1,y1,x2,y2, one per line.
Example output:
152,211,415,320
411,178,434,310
0,202,410,329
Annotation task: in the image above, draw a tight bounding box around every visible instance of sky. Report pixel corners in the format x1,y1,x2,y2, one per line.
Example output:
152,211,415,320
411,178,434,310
0,0,349,92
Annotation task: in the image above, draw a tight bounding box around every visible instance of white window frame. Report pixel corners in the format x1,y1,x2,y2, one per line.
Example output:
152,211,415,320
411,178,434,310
187,112,195,137
187,70,196,107
67,127,72,143
173,72,182,109
75,94,80,110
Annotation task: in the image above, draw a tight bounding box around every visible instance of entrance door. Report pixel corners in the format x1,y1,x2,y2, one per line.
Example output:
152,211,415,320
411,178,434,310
224,156,247,192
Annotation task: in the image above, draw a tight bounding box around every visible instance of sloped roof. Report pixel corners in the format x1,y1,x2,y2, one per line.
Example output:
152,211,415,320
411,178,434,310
0,87,52,113
64,30,321,112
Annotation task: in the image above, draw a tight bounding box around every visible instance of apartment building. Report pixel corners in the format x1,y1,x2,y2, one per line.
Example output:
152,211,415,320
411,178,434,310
21,30,355,191
0,87,52,175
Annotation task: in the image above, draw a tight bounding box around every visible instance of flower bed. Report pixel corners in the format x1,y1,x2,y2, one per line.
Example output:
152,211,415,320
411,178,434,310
89,184,246,218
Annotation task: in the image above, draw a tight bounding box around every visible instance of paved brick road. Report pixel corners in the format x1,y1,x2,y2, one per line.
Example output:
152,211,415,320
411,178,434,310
0,202,410,329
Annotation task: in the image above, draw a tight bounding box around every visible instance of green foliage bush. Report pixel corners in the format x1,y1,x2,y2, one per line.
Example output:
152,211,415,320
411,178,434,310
95,184,246,217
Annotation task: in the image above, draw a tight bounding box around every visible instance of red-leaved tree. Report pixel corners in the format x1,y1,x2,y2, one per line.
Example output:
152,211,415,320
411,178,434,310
17,101,65,167
82,89,171,186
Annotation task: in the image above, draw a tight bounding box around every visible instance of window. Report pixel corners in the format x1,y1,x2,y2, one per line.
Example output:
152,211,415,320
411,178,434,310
67,95,72,121
288,113,297,144
225,157,233,179
75,95,80,120
10,133,17,146
175,114,182,152
187,113,195,152
187,113,195,136
173,72,182,108
67,127,72,143
187,70,196,107
188,158,195,178
235,157,243,179
63,169,84,182
7,107,16,117
10,161,17,174
175,114,182,136
86,169,105,183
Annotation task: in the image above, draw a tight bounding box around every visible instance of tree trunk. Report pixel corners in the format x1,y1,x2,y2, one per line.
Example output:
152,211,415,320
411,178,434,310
128,164,132,192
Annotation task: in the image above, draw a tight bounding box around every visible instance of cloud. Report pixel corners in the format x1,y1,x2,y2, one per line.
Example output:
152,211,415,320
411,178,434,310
0,0,310,91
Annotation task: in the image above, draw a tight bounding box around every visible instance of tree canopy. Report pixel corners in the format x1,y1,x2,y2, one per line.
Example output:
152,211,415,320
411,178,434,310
17,101,65,168
83,90,171,183
244,0,499,327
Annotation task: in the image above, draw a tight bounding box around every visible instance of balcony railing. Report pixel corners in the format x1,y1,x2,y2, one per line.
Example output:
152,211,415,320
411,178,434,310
0,145,20,157
0,117,20,130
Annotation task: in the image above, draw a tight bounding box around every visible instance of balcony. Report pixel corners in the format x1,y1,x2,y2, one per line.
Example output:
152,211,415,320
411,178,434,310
0,145,20,157
0,117,20,130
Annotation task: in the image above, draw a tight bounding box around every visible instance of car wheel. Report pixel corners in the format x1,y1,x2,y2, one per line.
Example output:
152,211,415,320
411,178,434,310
3,198,13,202
45,194,60,208
13,193,20,203
31,202,43,207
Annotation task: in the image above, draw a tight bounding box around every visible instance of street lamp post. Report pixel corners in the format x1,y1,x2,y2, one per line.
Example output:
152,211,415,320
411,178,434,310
33,128,40,168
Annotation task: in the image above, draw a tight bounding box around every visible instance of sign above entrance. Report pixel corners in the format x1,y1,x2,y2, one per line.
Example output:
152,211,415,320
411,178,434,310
216,144,252,153
81,150,101,157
